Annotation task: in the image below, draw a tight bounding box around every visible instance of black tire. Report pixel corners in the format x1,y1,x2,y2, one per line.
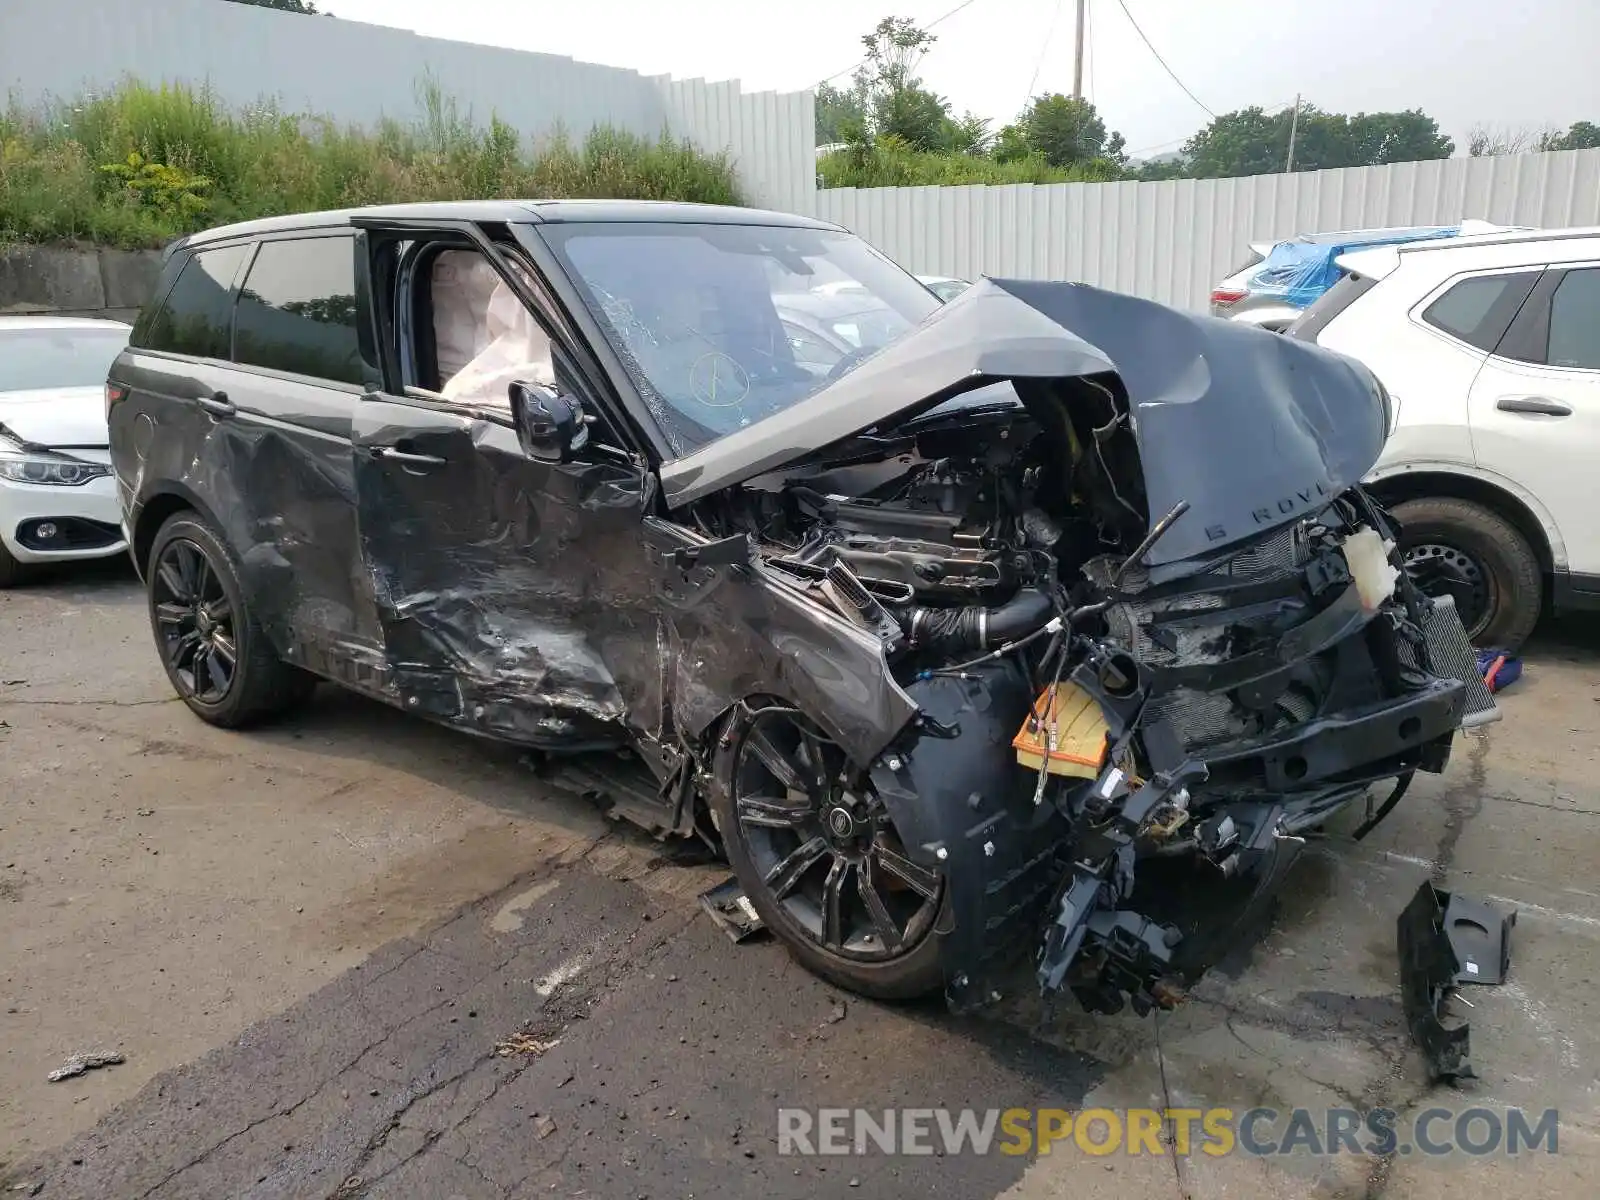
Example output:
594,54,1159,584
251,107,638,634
1391,496,1542,650
0,542,20,588
710,704,947,1002
146,511,315,727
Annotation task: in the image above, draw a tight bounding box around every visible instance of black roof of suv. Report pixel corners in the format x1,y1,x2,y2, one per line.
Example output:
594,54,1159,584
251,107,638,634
169,199,842,257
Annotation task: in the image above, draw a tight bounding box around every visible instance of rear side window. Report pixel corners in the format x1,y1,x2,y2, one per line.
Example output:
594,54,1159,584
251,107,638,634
1546,268,1600,369
233,236,365,385
1420,271,1540,351
140,244,251,359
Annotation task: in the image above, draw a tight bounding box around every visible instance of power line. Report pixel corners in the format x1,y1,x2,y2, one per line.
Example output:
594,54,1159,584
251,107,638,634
817,0,986,86
1024,0,1067,106
1113,0,1215,119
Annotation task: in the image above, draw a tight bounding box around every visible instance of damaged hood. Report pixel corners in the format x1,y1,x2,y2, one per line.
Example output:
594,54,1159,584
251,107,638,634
659,278,1388,568
0,386,110,450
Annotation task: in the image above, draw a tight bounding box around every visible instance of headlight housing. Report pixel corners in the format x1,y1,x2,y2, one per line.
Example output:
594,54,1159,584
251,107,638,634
0,440,112,486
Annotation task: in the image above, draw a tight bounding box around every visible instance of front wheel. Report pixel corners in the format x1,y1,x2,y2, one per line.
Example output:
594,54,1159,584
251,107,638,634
146,512,315,727
710,703,947,1001
1391,497,1542,650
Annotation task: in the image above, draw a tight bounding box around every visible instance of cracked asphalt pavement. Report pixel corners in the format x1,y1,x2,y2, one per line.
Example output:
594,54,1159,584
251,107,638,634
3,560,1600,1198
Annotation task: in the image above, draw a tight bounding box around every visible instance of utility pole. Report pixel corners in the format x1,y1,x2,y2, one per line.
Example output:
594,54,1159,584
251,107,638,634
1286,92,1301,172
1072,0,1087,99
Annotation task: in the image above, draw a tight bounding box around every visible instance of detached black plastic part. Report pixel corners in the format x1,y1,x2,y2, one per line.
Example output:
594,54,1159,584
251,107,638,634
1397,881,1517,1084
699,876,767,943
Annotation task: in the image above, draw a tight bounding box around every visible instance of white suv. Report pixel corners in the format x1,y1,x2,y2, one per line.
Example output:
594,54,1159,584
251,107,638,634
1289,226,1600,648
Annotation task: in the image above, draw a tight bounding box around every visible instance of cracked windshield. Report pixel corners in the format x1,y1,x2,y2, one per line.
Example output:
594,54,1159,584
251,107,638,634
542,223,942,455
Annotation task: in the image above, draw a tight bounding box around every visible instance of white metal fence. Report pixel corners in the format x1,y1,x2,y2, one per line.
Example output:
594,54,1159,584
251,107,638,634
8,0,1600,311
816,149,1600,310
0,0,817,214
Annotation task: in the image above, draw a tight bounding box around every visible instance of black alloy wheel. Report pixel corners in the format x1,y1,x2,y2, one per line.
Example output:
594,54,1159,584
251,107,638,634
152,537,239,704
717,705,946,998
145,511,315,727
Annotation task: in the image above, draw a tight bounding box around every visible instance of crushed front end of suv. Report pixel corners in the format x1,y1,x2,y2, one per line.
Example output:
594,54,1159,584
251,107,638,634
108,204,1496,1017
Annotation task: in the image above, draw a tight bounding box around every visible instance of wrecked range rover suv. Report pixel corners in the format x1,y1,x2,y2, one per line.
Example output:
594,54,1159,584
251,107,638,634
107,201,1496,1017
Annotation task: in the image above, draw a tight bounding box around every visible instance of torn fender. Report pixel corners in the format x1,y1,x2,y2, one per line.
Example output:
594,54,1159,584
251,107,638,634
642,517,921,767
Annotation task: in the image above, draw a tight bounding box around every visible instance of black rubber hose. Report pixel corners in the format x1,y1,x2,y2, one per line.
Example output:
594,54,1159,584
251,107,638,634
900,588,1055,656
1352,771,1415,841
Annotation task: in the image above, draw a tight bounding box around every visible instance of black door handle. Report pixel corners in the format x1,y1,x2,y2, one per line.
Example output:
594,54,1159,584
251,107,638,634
196,390,236,419
1496,396,1572,417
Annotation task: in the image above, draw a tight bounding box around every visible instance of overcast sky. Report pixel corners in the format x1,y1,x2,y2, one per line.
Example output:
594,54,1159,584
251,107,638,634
322,0,1600,158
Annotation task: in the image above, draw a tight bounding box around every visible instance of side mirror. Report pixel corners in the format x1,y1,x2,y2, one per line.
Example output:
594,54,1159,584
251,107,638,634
509,381,589,464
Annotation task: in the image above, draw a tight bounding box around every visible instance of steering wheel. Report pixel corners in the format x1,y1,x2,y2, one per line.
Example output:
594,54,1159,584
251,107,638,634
825,345,877,382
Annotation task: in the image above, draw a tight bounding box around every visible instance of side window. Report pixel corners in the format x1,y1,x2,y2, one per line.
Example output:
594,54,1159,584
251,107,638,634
140,244,251,359
1546,268,1600,369
1420,271,1540,352
233,236,366,385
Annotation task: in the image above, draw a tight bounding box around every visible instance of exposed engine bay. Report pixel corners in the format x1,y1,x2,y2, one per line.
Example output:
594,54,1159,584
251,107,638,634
693,375,1498,1016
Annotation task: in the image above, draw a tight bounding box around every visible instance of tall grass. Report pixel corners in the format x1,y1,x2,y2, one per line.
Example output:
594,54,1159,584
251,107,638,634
0,78,744,248
816,138,1122,188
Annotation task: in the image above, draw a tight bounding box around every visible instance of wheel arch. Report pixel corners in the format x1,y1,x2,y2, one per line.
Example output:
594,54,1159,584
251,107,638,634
130,484,228,582
1364,467,1560,576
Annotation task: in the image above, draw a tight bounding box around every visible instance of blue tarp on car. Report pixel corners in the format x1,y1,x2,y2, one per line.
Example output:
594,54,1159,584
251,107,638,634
1249,226,1462,308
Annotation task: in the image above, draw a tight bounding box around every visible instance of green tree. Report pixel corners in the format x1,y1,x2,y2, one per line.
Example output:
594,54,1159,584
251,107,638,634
1014,94,1125,168
1540,121,1600,151
1184,104,1452,178
1347,110,1454,164
991,121,1031,164
875,83,955,152
1129,156,1191,182
947,112,994,155
815,82,867,145
839,16,965,154
223,0,320,11
1182,106,1290,177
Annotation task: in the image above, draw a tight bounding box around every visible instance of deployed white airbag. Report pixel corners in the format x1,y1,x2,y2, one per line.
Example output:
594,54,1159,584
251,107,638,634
440,267,555,409
432,251,501,382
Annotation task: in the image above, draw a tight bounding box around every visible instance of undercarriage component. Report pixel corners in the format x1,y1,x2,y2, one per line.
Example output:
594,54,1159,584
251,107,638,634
1397,881,1517,1083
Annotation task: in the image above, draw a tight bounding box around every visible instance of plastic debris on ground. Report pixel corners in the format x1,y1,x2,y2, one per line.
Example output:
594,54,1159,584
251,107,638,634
1396,881,1516,1083
699,876,766,943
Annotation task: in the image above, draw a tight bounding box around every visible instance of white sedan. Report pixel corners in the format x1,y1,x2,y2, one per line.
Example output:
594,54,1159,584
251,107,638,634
0,316,132,585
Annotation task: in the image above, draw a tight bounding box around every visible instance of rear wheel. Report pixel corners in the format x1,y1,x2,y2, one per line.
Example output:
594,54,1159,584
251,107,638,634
711,703,947,1001
1391,497,1542,650
146,512,315,727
